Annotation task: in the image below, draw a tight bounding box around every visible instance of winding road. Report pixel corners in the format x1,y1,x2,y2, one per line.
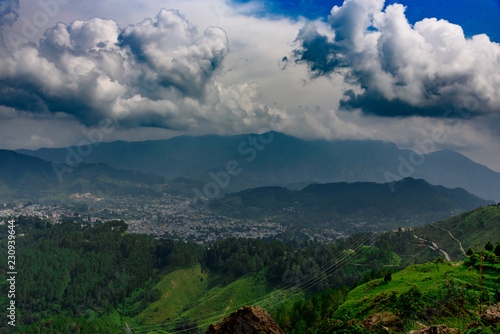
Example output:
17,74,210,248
437,226,466,257
412,234,452,261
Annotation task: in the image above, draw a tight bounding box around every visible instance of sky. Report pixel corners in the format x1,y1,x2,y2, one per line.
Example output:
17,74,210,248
0,0,499,171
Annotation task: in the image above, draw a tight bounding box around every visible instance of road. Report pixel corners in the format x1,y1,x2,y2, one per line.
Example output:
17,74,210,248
412,234,452,261
438,226,466,256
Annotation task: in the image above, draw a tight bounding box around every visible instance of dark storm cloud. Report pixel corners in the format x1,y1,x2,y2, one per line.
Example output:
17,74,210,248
340,89,454,117
0,8,278,132
292,24,346,77
292,0,500,118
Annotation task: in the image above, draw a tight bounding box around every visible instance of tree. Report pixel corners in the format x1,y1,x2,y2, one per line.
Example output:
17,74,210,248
466,247,474,256
294,319,308,334
495,242,500,257
485,241,494,252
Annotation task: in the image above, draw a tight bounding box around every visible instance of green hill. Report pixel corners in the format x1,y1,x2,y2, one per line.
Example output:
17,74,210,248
412,204,500,261
210,178,492,234
2,218,402,333
7,204,500,333
276,251,500,333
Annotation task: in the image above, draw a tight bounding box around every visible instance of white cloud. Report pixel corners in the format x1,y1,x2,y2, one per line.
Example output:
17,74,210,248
293,0,500,117
0,7,284,133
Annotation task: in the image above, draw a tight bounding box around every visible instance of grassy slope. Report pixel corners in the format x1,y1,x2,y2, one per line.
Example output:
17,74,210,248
335,260,500,332
181,272,298,330
129,268,304,332
128,245,403,332
132,265,209,325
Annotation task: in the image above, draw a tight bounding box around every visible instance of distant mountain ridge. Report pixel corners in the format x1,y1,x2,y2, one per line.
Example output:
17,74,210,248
209,178,493,234
0,149,165,203
16,131,500,201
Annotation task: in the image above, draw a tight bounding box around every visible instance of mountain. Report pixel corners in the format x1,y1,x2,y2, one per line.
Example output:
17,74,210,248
17,132,500,201
0,149,165,203
209,178,493,234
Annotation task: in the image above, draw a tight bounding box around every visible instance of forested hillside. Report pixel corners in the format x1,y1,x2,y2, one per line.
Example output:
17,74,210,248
2,203,499,333
412,204,500,261
275,245,500,333
0,217,401,333
210,178,492,233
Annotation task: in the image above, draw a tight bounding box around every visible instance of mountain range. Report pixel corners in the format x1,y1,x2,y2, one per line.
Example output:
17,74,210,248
0,149,165,203
1,147,492,237
16,132,500,201
209,178,492,234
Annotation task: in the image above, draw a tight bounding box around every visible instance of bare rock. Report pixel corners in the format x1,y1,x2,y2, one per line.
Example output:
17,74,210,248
479,303,500,325
466,303,500,329
408,324,457,334
362,312,404,333
206,306,284,334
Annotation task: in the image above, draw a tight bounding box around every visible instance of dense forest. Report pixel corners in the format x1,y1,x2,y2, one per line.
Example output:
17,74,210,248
0,216,405,333
1,205,499,333
209,178,492,234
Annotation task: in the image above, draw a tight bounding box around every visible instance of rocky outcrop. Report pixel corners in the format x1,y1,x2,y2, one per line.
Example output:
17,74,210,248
362,312,404,333
206,306,284,334
466,303,500,330
408,324,457,334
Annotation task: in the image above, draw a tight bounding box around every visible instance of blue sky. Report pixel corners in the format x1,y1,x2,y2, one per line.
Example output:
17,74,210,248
233,0,500,42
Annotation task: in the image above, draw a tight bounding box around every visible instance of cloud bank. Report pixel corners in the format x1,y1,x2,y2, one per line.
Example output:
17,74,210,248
293,0,500,117
0,8,282,132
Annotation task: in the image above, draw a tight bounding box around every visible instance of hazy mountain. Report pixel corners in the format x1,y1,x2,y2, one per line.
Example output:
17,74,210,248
0,149,165,203
209,178,493,234
16,132,500,201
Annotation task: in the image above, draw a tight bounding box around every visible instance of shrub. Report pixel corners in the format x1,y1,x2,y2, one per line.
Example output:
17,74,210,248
394,284,425,320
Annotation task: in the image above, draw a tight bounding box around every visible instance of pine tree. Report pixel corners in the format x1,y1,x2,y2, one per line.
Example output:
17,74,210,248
494,242,500,257
485,240,494,252
466,247,474,256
